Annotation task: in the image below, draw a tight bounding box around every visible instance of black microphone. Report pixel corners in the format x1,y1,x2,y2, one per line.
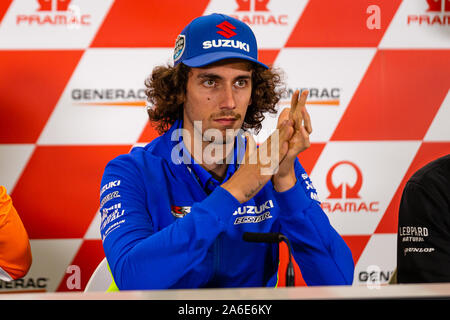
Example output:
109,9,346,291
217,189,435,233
242,232,281,243
242,232,295,287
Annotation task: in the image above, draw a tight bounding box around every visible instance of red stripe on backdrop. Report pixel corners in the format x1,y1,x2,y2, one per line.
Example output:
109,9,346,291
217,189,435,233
0,0,12,23
258,49,281,67
342,235,371,266
11,145,132,239
0,51,83,143
285,0,401,47
331,50,450,141
56,240,105,292
91,0,210,47
298,143,326,175
138,122,161,144
375,142,450,233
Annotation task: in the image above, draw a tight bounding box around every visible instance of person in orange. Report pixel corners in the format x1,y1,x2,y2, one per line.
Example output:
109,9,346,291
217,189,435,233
0,186,32,281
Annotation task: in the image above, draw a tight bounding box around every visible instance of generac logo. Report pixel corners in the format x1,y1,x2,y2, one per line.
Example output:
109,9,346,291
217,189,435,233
231,0,288,25
70,88,147,107
407,0,450,25
321,161,379,214
16,0,91,26
280,87,341,107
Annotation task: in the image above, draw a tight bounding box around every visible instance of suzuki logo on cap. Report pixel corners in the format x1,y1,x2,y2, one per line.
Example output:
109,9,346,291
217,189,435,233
216,21,237,38
204,20,249,52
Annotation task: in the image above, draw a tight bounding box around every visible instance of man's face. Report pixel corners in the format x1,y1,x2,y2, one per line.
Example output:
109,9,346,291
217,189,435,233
183,60,252,144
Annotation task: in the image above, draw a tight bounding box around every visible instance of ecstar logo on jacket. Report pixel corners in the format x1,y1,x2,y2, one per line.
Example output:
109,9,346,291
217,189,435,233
232,199,275,225
232,200,274,215
171,199,275,225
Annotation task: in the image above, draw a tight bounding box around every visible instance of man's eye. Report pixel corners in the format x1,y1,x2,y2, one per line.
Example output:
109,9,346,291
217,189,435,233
203,80,216,87
235,79,248,88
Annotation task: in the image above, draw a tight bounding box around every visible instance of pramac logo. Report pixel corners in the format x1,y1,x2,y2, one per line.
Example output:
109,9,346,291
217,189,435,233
232,0,288,25
321,161,379,214
426,0,450,12
37,0,71,11
16,0,91,26
326,161,362,199
236,0,269,11
407,0,450,25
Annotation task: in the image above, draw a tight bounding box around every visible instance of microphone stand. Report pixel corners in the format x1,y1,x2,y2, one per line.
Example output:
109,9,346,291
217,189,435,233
279,235,295,287
242,232,295,287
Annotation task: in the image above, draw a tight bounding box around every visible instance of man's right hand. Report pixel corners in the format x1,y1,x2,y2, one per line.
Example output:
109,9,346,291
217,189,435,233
221,119,294,203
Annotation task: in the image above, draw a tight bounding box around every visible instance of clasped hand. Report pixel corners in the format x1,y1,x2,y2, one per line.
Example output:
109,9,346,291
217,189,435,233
222,90,312,203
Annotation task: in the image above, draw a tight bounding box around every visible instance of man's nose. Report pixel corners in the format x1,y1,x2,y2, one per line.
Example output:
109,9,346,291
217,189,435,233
219,84,236,109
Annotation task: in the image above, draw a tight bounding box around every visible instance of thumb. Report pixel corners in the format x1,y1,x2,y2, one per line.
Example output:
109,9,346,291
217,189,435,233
278,119,294,143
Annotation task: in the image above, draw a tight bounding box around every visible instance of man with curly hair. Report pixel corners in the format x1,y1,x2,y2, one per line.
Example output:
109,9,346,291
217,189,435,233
99,13,354,290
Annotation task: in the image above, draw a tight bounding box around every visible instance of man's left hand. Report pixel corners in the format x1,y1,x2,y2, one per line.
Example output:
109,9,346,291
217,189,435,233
272,89,312,192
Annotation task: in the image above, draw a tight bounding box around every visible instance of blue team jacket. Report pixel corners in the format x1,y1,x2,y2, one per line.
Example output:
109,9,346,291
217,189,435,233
99,120,354,290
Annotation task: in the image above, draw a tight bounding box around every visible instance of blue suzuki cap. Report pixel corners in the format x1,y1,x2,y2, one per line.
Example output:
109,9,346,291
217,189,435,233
173,13,268,69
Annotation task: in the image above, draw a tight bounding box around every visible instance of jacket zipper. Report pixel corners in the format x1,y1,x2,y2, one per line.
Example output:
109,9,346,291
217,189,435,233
184,165,219,284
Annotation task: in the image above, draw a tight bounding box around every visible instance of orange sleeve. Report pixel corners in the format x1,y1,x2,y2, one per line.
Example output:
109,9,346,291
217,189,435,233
0,186,32,281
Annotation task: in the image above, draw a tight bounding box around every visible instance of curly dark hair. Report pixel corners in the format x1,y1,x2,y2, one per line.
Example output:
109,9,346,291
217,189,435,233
145,61,285,135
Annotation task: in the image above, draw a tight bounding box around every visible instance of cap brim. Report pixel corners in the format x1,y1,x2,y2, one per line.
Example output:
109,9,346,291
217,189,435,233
181,51,268,69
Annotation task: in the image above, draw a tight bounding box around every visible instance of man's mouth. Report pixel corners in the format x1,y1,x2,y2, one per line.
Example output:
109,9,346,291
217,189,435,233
213,118,237,125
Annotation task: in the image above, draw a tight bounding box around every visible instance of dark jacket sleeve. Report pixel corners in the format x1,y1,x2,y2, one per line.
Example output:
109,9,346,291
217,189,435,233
272,159,354,285
397,178,450,283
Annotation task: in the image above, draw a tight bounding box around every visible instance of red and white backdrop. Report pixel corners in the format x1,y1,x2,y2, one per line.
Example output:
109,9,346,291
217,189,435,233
0,0,449,292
